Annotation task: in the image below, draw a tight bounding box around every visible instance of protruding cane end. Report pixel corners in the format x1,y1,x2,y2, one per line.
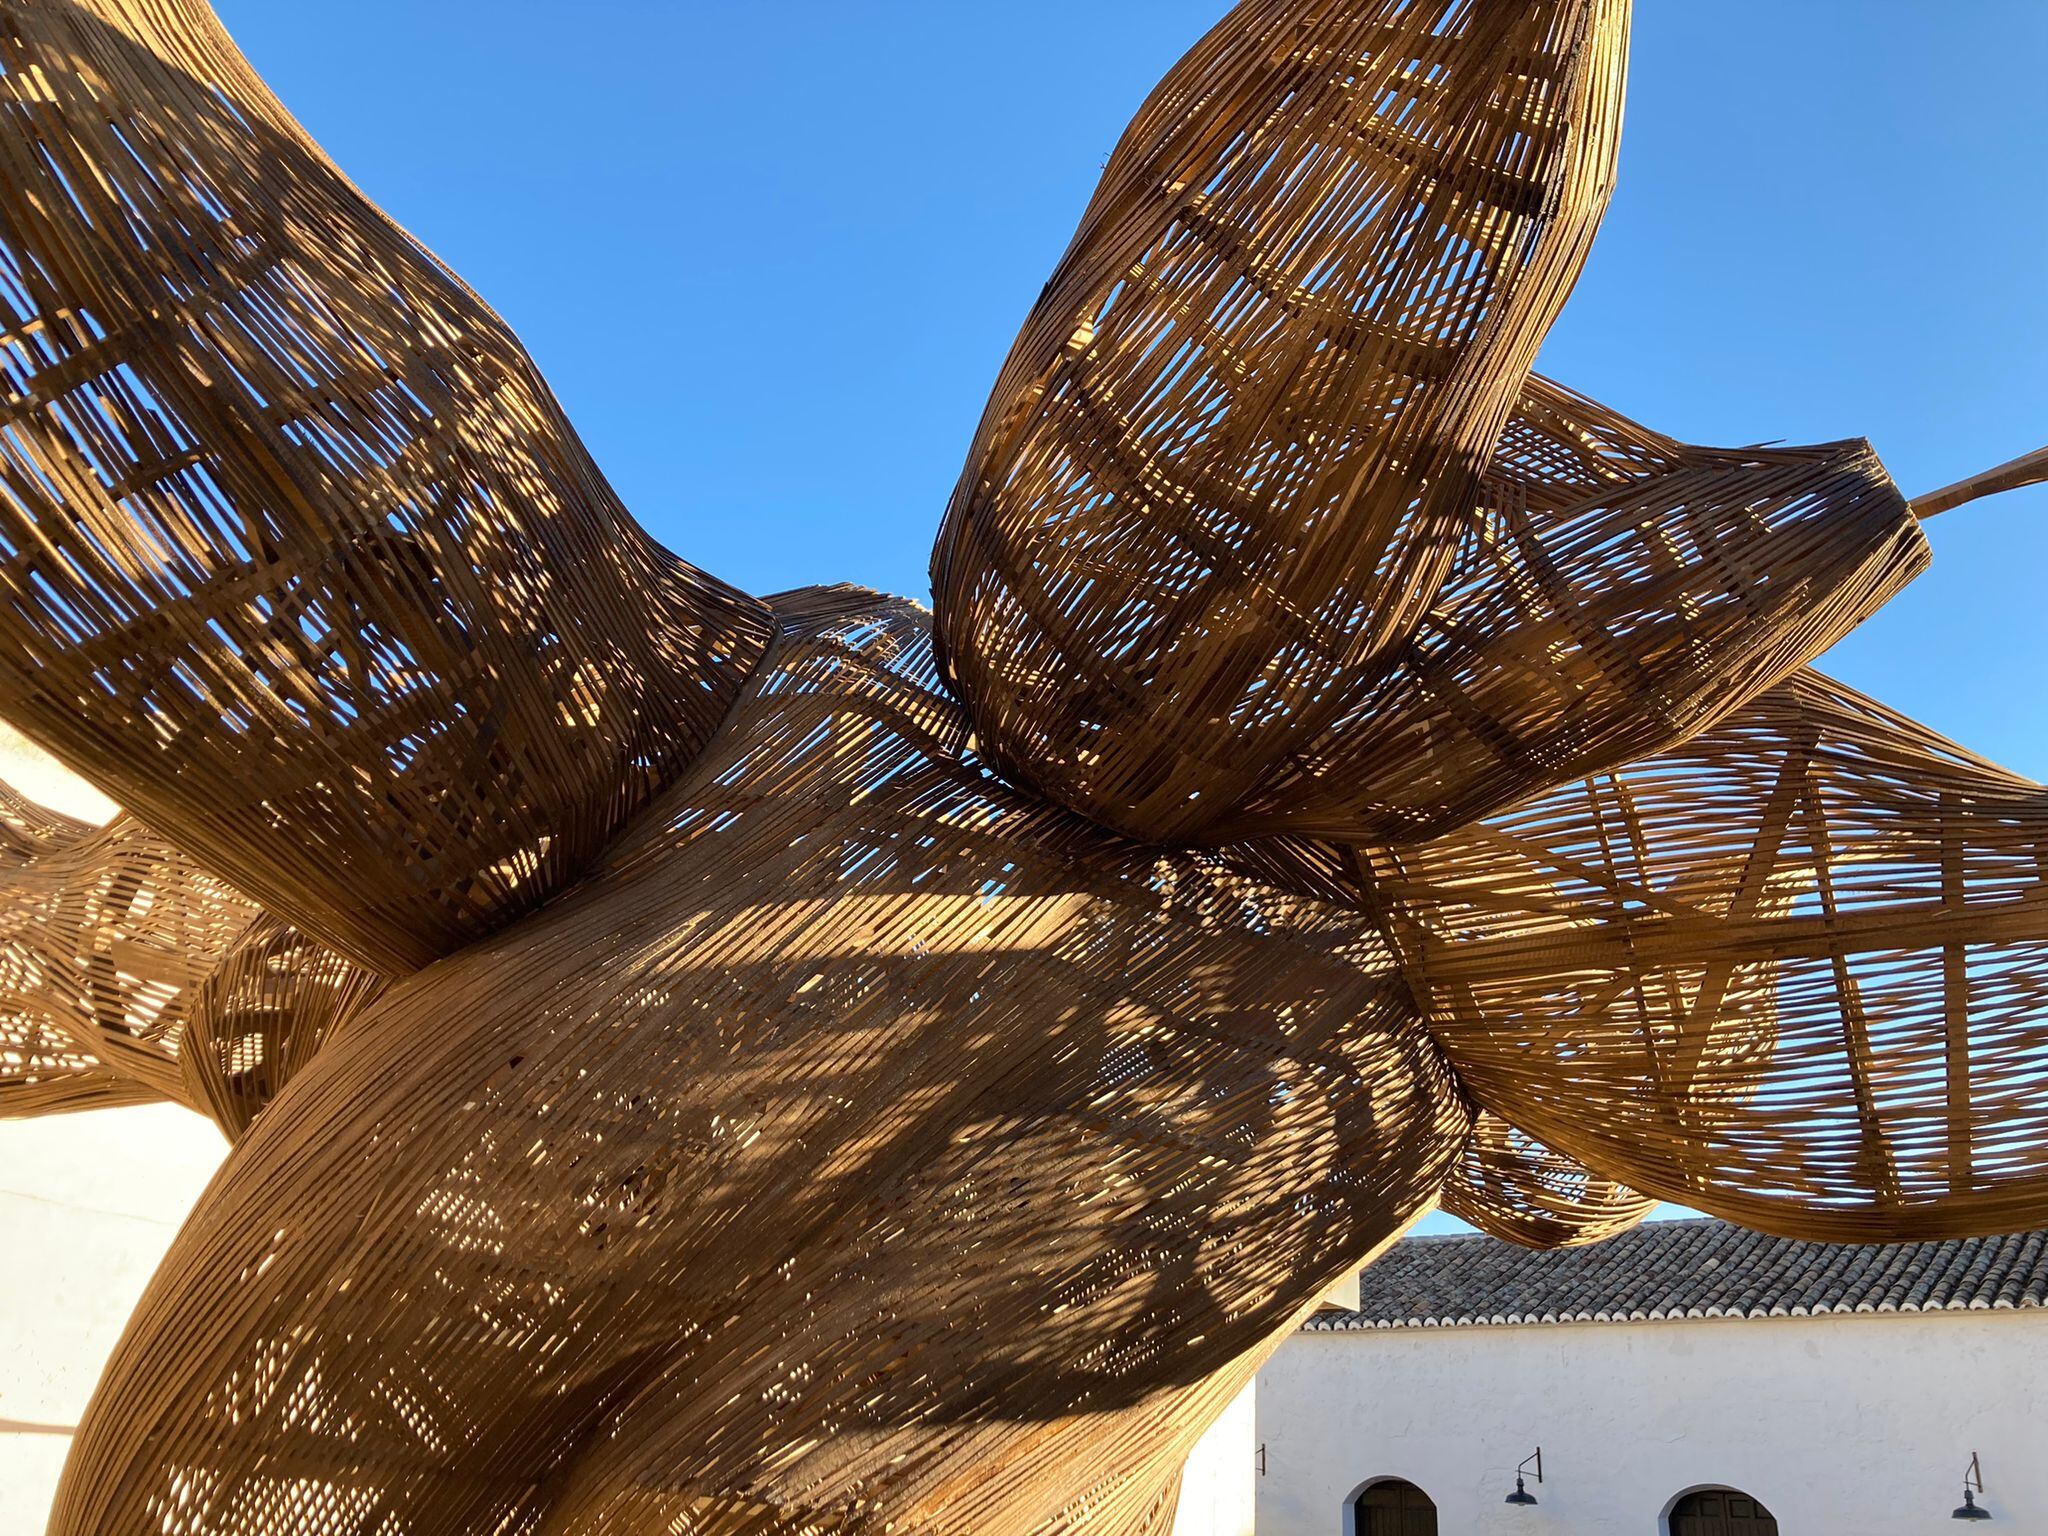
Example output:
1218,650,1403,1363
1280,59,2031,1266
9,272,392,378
1911,442,2048,518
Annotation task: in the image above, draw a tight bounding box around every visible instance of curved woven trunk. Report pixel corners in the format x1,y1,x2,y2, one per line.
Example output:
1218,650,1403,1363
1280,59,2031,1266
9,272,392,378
52,591,1466,1535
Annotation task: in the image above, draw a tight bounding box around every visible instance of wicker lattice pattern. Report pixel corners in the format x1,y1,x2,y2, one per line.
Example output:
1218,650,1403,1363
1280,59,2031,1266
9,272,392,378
57,589,1467,1534
0,794,256,1116
1228,377,1927,842
932,0,1630,843
1440,1111,1654,1250
0,775,115,1115
0,0,770,977
1379,668,2048,1240
0,1,2040,1533
179,915,387,1139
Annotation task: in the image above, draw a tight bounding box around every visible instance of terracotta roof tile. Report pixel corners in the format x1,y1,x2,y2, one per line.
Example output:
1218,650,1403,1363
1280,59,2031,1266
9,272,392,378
1307,1218,2048,1331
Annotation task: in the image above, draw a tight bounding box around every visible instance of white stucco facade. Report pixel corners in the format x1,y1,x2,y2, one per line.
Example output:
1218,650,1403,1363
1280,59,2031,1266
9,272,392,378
1249,1308,2046,1535
0,1105,227,1535
1173,1383,1258,1536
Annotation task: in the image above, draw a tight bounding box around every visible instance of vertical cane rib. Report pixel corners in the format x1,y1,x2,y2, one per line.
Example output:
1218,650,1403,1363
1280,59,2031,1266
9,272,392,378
0,0,771,975
933,0,1629,842
1940,801,1974,1193
1379,669,2048,1240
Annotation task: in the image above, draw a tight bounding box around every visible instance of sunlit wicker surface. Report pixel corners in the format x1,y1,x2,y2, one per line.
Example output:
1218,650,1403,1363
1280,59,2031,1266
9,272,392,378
0,0,2040,1532
0,788,256,1116
178,915,386,1140
1439,1112,1655,1251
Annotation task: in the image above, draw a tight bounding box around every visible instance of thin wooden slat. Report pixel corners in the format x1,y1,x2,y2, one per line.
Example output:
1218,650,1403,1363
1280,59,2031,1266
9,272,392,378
1911,442,2048,518
0,787,255,1113
0,730,267,1121
1439,1110,1654,1250
0,769,116,1115
1030,1467,1186,1536
1224,376,1927,842
1109,1470,1184,1536
178,913,387,1139
1941,795,1974,1194
0,1041,164,1116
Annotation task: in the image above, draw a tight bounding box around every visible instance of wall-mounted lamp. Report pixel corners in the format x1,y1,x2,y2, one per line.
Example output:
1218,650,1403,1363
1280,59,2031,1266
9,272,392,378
1505,1447,1542,1507
1952,1451,1992,1521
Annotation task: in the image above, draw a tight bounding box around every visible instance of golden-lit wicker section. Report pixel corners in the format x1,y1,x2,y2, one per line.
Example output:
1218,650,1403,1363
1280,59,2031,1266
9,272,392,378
179,916,387,1139
1379,669,2048,1241
56,590,1468,1535
1440,1112,1655,1250
0,0,2042,1532
0,796,255,1116
0,777,117,1116
932,0,1630,844
0,0,769,977
1227,378,1929,843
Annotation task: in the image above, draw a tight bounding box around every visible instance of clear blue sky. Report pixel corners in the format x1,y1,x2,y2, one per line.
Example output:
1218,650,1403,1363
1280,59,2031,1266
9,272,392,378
210,3,2048,1234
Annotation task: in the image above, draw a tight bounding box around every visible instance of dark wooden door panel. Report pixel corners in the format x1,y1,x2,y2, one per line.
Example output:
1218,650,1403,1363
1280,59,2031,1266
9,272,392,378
1356,1479,1439,1536
1672,1488,1780,1535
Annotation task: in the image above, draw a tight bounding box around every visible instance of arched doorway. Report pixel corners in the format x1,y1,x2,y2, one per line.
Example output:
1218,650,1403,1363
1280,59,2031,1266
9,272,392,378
1670,1488,1780,1535
1353,1478,1437,1536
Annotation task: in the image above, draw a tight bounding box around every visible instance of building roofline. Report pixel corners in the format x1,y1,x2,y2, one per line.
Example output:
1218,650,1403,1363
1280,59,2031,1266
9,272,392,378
1309,1217,2048,1333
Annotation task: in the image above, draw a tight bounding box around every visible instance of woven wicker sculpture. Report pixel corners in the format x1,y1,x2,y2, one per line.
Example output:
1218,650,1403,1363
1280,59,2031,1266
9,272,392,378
2,1,2046,1532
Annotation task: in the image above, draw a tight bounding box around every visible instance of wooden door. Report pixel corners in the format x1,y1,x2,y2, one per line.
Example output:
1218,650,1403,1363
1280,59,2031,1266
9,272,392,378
1670,1488,1780,1535
1354,1479,1438,1536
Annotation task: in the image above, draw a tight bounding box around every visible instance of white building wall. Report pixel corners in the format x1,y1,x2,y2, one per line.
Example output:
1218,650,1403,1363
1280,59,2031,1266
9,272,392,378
0,1105,226,1535
1173,1382,1257,1536
1255,1310,2047,1536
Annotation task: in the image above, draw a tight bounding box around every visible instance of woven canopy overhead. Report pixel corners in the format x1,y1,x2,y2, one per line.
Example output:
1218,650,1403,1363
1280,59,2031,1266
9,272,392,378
0,2,2040,1533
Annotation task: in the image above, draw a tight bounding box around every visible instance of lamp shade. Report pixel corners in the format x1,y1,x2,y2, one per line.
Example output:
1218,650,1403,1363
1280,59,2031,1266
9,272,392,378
1952,1487,1992,1521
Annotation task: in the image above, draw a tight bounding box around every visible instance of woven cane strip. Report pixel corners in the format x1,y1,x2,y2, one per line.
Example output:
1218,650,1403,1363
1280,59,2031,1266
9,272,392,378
0,770,113,1115
179,914,388,1139
1229,376,1928,842
1388,670,2048,1240
55,590,1466,1535
0,803,255,1111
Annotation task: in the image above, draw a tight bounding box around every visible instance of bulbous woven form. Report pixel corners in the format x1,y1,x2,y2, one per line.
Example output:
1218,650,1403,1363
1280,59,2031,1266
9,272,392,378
0,2,2043,1533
